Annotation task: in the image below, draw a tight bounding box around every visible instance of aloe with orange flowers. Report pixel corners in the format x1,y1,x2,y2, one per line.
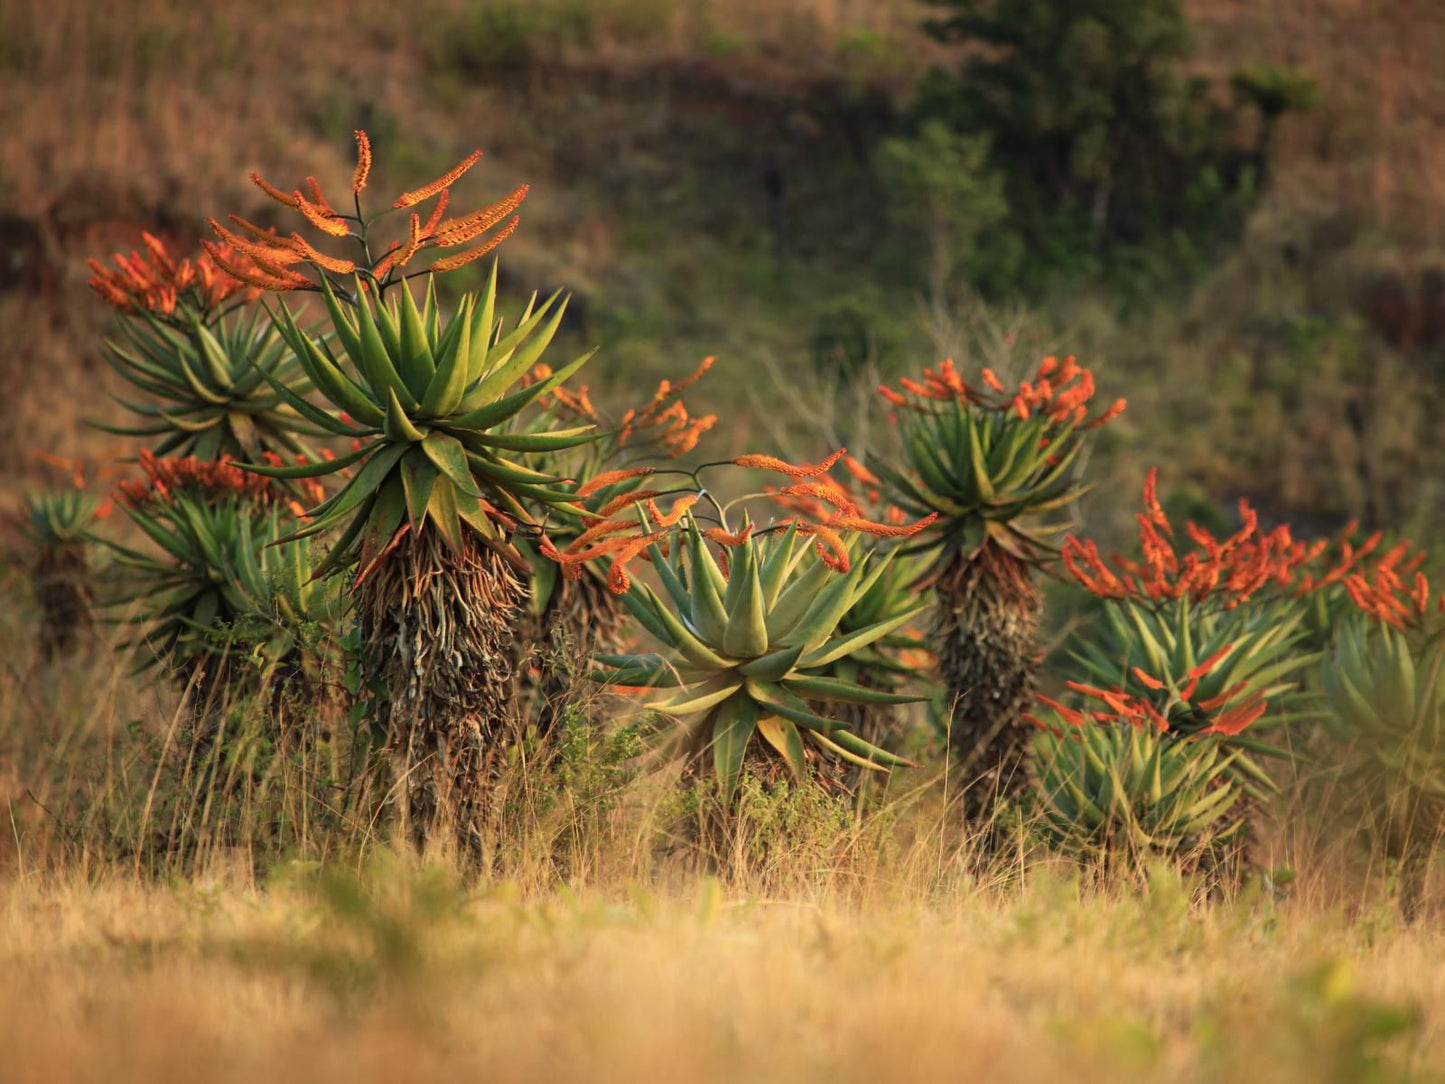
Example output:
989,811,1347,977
1030,707,1249,873
517,358,717,694
225,135,598,852
872,356,1125,819
89,235,321,460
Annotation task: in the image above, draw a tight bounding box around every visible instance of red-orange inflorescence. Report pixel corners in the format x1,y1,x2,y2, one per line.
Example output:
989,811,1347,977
87,233,263,320
215,135,526,293
877,355,1126,434
1027,647,1268,742
1063,468,1440,628
117,450,288,510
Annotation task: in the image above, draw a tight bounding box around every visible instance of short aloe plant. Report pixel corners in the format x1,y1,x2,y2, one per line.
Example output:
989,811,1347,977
594,518,927,801
106,456,340,685
1322,617,1445,864
1031,719,1247,873
11,489,109,659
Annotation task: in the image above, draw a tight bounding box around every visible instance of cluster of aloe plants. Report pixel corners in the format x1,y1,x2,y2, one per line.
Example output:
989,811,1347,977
11,127,1441,885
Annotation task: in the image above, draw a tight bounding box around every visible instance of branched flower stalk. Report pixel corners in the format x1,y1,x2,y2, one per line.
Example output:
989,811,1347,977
513,358,718,715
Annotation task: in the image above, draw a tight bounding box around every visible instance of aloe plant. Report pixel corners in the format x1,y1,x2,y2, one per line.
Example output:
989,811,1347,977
871,357,1124,819
11,490,107,659
594,518,926,802
1031,719,1247,874
1322,618,1445,865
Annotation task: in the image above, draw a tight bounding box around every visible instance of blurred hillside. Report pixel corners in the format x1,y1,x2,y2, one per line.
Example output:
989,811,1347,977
1,0,1442,544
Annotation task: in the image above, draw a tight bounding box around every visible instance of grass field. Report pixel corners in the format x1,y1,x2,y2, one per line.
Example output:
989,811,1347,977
1,864,1441,1084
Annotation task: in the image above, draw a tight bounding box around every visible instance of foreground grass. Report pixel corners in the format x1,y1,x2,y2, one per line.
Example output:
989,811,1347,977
0,861,1441,1084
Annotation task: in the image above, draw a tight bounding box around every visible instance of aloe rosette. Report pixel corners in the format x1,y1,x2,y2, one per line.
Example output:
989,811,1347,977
11,490,109,659
107,490,342,703
1031,719,1247,871
96,308,321,460
1064,596,1319,798
88,233,318,460
594,519,927,801
1322,618,1445,861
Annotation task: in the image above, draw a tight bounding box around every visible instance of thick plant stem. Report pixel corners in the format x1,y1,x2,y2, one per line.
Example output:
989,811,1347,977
530,570,627,732
32,545,92,661
358,526,524,857
934,542,1041,822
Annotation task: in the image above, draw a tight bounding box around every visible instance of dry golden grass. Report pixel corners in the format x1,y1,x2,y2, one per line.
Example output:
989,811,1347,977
2,856,1444,1083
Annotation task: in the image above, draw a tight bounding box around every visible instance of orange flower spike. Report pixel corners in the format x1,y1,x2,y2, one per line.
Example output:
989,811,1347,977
1012,396,1030,420
351,130,372,193
304,177,339,217
584,490,657,520
1141,467,1172,536
431,184,530,247
1087,398,1127,428
141,232,176,277
980,368,1005,393
577,468,656,499
1132,667,1167,691
1036,695,1087,728
201,241,309,292
294,190,350,238
645,495,699,528
1037,356,1059,379
208,219,305,266
250,171,300,208
1414,572,1431,616
1202,693,1268,736
878,385,908,407
419,188,450,240
394,148,483,209
1378,539,1411,570
842,456,880,488
429,216,520,273
807,524,851,572
671,355,716,395
393,214,424,270
289,234,357,275
1186,643,1234,682
704,525,754,547
829,511,939,538
779,481,858,516
733,448,846,479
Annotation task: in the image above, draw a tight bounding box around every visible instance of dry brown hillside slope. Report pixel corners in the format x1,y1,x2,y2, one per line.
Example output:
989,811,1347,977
0,0,1440,496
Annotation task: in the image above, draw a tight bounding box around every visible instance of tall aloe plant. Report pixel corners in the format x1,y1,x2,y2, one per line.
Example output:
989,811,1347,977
872,357,1124,819
214,133,599,851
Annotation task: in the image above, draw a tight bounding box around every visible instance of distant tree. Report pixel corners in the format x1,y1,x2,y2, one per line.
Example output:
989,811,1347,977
876,122,1007,319
914,0,1316,285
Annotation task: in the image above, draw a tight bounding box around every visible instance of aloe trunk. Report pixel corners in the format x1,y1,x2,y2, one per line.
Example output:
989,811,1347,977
358,525,524,855
935,541,1041,819
32,544,92,661
527,569,627,733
